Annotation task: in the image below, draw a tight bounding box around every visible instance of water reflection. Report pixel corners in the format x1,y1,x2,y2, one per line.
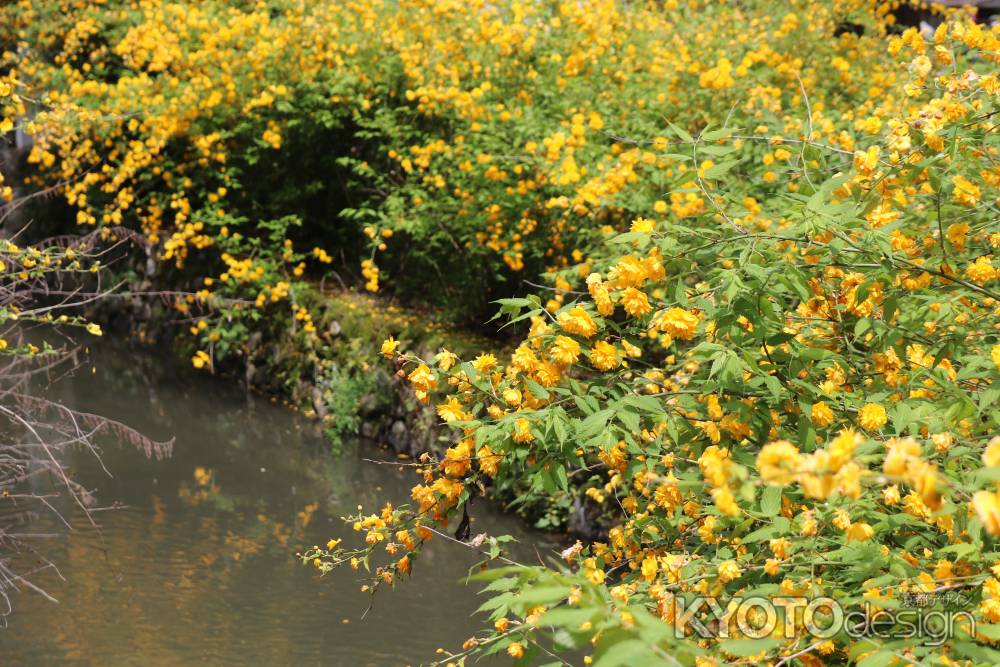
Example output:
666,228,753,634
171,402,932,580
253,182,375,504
1,344,553,665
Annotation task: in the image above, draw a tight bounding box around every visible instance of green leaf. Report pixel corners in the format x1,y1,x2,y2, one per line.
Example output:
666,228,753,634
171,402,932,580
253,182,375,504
618,408,640,433
593,639,652,667
759,486,782,517
526,379,550,400
539,606,599,627
975,625,1000,640
857,651,898,667
763,375,783,402
511,585,569,607
701,127,734,142
719,637,781,657
669,122,694,144
554,464,569,492
703,159,739,178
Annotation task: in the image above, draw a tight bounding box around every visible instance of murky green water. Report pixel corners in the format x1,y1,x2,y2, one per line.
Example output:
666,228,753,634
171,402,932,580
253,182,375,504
1,344,552,665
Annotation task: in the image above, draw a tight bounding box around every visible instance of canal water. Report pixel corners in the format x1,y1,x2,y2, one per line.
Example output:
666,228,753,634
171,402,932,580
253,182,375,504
1,343,552,665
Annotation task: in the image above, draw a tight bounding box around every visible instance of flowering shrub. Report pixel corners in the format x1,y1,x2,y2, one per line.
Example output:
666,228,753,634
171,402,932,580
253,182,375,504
2,0,951,321
6,0,1000,664
303,12,1000,667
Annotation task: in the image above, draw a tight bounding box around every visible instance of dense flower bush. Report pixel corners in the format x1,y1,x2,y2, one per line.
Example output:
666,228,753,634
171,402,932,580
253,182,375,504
2,0,951,321
311,8,1000,667
5,0,1000,664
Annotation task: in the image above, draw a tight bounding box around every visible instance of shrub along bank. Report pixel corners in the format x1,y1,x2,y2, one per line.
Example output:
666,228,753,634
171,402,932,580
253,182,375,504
5,1,1000,664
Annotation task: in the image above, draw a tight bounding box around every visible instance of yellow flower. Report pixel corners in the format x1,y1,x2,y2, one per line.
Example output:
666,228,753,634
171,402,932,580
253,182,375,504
631,217,655,233
586,273,614,316
435,349,458,370
502,388,522,406
442,439,473,477
191,350,211,369
513,418,534,444
810,401,834,427
477,445,500,477
946,222,970,251
884,437,921,477
471,353,497,373
757,441,802,485
858,403,887,431
550,336,581,366
658,307,700,340
966,256,997,285
717,559,740,583
85,322,103,336
507,643,525,659
952,174,981,206
800,511,818,537
407,364,437,392
641,555,658,581
984,437,1000,468
556,306,597,338
589,341,619,371
711,486,740,517
436,397,468,422
380,336,399,358
620,287,651,317
853,145,880,176
974,491,1000,536
846,522,874,542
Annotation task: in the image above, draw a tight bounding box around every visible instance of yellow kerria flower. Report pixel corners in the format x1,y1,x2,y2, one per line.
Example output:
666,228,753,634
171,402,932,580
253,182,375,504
846,522,874,542
983,437,1000,468
407,363,437,392
952,174,981,206
502,388,522,406
810,401,835,427
757,441,803,486
513,418,534,444
858,403,887,431
589,340,619,371
471,353,497,373
658,307,700,340
550,336,581,366
191,350,211,369
974,491,1000,536
641,555,658,581
434,348,458,370
436,397,468,422
380,336,399,358
556,306,597,338
717,559,740,583
630,217,655,233
965,256,997,285
620,287,651,317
